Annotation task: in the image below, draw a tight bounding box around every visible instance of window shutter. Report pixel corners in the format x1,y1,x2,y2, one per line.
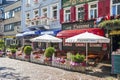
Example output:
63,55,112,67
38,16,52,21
98,0,104,17
70,6,76,22
60,9,64,24
84,4,88,20
105,0,110,16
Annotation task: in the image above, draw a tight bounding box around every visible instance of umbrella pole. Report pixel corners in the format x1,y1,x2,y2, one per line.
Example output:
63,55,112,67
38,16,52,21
86,43,88,65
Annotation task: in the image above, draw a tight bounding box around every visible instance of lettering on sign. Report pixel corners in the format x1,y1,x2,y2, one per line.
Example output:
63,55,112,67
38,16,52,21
63,39,72,46
73,24,89,29
63,0,92,7
90,43,102,47
75,43,85,47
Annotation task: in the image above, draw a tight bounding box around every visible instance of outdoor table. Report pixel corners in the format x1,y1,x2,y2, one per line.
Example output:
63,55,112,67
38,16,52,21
87,54,98,59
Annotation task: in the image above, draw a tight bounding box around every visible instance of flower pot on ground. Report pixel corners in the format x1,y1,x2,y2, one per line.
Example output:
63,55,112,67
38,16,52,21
44,47,55,64
11,49,16,58
24,46,32,61
70,53,86,72
44,47,55,59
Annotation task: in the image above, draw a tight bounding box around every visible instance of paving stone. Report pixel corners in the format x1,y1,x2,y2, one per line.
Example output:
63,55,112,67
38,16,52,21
0,57,117,80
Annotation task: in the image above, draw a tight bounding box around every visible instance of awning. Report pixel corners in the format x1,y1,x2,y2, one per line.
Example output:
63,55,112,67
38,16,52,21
109,30,120,35
56,28,104,38
23,30,41,36
40,29,61,36
16,33,24,37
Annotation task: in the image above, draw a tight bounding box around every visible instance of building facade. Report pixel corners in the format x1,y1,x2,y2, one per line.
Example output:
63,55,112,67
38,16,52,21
0,0,16,35
21,0,61,33
55,0,120,59
3,0,21,46
56,0,111,52
20,0,62,47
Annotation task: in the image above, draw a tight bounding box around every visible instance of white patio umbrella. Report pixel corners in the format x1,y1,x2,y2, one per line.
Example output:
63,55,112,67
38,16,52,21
30,34,62,43
65,32,110,63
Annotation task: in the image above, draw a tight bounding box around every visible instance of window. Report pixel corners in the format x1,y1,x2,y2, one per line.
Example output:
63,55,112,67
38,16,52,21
9,10,15,18
42,8,47,17
26,0,30,6
112,0,120,16
26,13,30,19
64,9,70,22
51,5,57,19
77,6,84,20
14,7,21,12
5,12,10,19
27,0,30,4
89,4,97,19
34,10,39,17
4,24,14,32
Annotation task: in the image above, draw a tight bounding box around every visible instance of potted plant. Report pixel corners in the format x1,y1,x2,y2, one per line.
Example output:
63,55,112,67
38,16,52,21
44,47,55,64
24,46,32,61
11,49,16,58
0,48,3,57
71,53,85,66
70,53,86,72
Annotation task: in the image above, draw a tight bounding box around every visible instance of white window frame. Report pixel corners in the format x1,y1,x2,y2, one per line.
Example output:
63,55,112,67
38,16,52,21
27,0,30,4
33,9,39,17
76,4,84,20
50,3,58,20
26,12,30,19
41,7,48,17
64,7,71,22
111,0,120,16
88,1,98,19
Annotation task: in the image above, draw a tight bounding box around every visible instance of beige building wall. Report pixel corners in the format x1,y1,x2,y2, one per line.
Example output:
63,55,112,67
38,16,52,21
4,1,21,36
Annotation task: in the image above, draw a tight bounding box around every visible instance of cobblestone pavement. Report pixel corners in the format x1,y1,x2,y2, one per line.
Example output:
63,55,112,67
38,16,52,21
0,57,117,80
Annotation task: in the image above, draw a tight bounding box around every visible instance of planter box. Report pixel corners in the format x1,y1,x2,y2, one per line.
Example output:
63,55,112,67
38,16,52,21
52,59,86,72
31,54,44,64
16,54,25,61
44,60,52,66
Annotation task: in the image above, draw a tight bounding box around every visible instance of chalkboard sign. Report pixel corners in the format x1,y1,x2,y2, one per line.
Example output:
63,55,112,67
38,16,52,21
112,54,120,74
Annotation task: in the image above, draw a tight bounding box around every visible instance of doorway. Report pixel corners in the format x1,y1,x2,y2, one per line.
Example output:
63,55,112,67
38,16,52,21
112,35,120,51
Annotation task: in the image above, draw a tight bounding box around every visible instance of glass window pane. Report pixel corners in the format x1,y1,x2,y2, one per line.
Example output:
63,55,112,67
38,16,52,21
94,9,97,18
117,5,120,14
112,5,116,15
113,0,120,4
90,10,93,18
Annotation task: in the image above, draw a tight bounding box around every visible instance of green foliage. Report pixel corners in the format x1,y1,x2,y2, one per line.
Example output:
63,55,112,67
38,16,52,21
0,39,4,49
11,49,16,54
99,19,120,28
44,47,55,58
24,46,32,55
71,53,85,63
10,44,17,49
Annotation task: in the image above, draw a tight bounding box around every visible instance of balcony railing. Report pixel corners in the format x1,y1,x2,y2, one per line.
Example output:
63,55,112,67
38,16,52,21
34,0,39,4
26,3,30,7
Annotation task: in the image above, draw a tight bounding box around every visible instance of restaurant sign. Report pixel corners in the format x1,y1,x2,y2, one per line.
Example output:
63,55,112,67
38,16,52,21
62,22,94,30
62,0,97,7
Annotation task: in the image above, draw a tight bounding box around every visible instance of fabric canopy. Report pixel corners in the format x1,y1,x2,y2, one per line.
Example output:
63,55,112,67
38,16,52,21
30,34,62,43
16,33,24,37
65,32,110,43
23,30,40,36
56,28,104,38
65,32,110,64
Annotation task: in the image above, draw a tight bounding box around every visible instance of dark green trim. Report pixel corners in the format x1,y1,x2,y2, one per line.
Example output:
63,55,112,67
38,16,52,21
62,0,97,8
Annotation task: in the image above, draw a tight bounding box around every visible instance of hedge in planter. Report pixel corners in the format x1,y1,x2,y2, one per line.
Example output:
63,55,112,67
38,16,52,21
44,47,55,58
10,49,16,58
70,53,85,66
24,46,32,55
